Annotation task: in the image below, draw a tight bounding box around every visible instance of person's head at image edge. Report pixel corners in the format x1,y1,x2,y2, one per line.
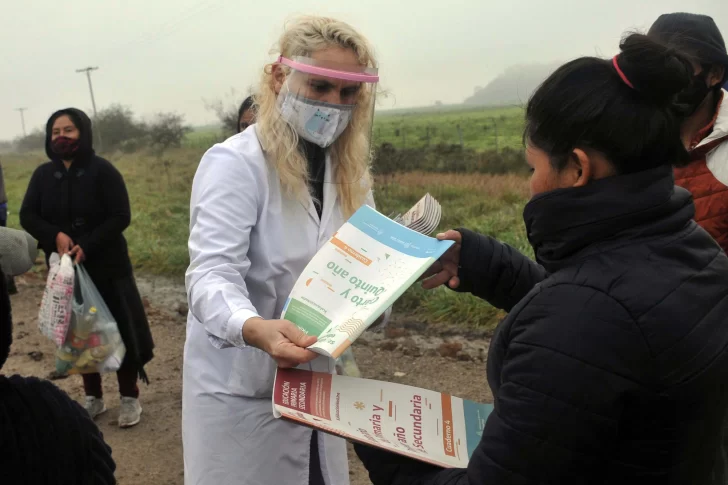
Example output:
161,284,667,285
237,95,256,133
255,15,379,218
647,13,728,146
45,108,95,164
642,13,728,253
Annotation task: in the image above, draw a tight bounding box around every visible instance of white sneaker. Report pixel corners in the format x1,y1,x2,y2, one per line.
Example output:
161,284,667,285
84,396,107,420
118,397,142,428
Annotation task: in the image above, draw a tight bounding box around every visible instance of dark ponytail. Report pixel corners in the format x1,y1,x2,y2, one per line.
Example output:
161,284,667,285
525,33,693,174
616,34,694,110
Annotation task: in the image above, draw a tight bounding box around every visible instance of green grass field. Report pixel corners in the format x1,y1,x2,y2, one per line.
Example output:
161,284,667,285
184,104,527,153
182,129,223,149
3,106,531,332
373,105,525,152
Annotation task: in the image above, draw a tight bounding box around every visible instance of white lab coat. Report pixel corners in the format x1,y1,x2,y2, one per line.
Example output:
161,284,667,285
182,127,373,485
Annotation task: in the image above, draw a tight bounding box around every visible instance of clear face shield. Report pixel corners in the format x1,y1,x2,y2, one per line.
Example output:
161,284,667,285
276,55,379,184
275,57,379,375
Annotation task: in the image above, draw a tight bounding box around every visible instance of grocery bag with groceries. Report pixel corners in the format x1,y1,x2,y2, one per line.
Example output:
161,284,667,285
51,260,126,376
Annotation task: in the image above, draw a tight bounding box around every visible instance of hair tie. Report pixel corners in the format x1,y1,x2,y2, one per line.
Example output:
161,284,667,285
612,55,635,89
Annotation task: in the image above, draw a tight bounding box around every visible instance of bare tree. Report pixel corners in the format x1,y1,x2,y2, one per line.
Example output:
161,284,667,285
203,87,254,135
95,104,146,151
148,112,191,151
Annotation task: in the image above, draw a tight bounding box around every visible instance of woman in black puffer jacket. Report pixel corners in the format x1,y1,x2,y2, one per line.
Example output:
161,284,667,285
356,33,728,485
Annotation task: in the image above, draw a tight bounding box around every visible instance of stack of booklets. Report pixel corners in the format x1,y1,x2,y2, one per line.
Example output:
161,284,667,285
273,194,492,468
391,193,442,236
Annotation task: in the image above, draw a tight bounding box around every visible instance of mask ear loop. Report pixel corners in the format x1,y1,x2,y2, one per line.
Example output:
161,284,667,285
275,77,302,145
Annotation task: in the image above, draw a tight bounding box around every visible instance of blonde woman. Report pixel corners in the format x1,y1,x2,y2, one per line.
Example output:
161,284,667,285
183,16,381,485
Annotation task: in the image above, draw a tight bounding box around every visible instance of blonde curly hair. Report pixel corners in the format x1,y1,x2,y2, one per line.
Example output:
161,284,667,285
254,16,377,218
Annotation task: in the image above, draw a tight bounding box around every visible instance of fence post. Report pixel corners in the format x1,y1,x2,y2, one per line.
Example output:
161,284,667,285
490,118,499,153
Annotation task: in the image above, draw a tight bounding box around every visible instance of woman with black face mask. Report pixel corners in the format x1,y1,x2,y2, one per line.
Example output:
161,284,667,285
648,13,728,252
19,108,155,429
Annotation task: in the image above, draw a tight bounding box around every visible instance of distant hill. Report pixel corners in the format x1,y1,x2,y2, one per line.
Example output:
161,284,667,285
464,62,562,106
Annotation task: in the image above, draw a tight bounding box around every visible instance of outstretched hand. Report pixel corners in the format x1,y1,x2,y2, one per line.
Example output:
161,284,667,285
421,230,462,290
242,318,319,368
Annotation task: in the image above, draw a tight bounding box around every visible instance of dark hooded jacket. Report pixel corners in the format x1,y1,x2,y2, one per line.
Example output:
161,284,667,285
20,108,132,278
19,108,154,378
0,269,117,484
356,166,728,484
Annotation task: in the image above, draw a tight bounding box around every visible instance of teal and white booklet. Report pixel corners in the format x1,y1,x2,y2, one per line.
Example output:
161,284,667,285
281,195,452,359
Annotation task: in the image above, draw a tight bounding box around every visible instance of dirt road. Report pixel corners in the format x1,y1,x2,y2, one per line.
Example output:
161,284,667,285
5,272,492,485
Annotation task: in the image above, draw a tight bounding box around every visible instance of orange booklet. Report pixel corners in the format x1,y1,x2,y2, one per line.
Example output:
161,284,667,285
273,368,493,468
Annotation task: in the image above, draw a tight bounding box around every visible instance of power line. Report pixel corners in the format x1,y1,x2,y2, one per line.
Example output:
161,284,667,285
15,108,27,137
5,1,236,138
98,0,224,61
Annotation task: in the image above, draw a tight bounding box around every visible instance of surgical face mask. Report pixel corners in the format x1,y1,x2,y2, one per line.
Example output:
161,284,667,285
279,93,354,148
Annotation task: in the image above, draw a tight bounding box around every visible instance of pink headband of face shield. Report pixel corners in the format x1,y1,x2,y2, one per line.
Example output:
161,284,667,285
276,56,380,83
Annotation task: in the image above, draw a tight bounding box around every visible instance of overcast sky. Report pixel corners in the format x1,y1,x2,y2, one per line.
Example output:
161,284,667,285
1,0,725,139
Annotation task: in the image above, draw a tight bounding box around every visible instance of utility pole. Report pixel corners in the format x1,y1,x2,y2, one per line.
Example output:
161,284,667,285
76,66,103,150
76,67,99,117
15,108,27,137
489,118,499,153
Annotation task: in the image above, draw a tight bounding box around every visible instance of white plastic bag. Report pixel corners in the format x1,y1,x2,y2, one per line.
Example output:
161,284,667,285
54,264,126,376
38,253,75,346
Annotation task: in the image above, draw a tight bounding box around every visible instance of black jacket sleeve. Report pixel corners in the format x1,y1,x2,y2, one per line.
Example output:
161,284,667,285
77,160,131,259
355,285,647,485
19,166,61,252
454,228,547,312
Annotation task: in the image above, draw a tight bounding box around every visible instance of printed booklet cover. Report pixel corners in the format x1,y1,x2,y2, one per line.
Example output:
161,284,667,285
281,203,453,359
273,368,493,468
